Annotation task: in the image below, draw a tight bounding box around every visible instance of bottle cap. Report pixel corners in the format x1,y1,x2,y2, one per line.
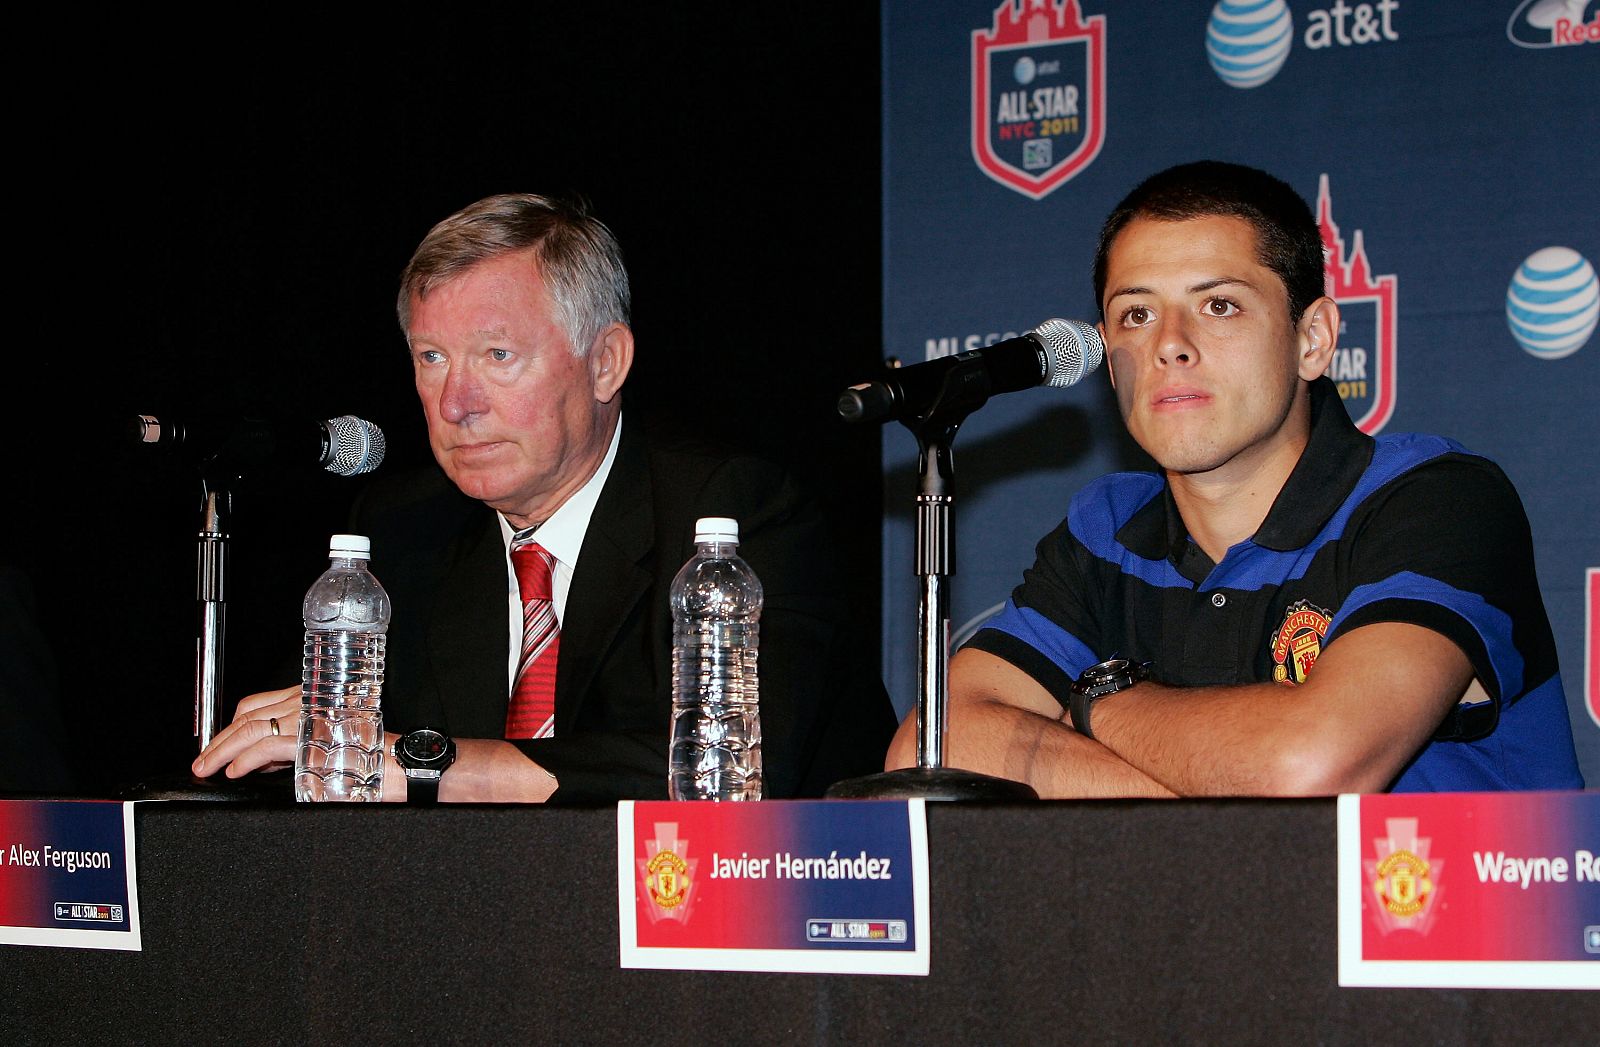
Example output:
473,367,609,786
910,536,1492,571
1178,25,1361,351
329,533,372,560
693,517,739,543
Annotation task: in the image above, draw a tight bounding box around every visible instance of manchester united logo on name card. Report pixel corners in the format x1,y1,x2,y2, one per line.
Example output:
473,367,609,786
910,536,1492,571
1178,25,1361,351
1363,816,1443,936
637,822,697,924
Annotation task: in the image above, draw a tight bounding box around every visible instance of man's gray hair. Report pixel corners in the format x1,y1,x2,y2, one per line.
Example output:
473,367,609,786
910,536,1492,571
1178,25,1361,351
398,193,631,356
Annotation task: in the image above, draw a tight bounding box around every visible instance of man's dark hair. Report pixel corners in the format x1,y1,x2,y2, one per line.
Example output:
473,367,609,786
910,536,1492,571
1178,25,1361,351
1092,161,1327,324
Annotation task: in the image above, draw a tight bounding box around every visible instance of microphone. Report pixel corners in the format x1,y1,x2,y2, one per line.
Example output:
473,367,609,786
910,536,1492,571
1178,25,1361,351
129,414,387,476
837,318,1104,424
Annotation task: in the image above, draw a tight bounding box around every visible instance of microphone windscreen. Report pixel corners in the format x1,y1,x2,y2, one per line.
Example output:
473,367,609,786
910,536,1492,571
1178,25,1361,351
324,416,386,476
1034,318,1105,387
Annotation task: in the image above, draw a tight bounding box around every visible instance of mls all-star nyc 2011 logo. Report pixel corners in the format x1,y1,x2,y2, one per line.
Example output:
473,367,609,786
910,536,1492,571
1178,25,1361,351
1317,174,1399,434
972,0,1106,200
1587,567,1598,729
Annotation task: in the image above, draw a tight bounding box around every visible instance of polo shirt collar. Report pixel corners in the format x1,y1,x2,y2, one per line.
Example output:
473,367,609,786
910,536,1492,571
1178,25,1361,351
1117,376,1375,563
1254,376,1374,550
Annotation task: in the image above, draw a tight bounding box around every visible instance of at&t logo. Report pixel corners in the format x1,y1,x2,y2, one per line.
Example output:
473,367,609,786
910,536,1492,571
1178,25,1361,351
1207,0,1401,88
1207,0,1294,87
1505,247,1597,359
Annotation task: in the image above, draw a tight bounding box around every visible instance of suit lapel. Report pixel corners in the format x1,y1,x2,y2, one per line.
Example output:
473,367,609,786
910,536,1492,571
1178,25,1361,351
427,508,511,738
557,421,655,726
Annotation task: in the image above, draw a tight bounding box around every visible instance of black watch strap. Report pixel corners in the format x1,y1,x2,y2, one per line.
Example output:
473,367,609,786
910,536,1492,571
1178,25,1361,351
394,729,455,805
1068,687,1097,739
405,770,443,805
1069,659,1149,740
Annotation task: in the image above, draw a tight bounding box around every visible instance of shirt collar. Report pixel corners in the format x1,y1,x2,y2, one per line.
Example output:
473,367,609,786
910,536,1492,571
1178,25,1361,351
498,413,625,568
1117,376,1375,563
1253,376,1373,551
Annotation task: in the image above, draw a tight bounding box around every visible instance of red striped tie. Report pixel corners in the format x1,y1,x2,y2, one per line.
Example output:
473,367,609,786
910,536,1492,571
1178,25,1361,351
506,542,559,739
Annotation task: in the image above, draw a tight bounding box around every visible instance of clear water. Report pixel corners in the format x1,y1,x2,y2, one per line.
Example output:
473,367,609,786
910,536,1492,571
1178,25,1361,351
669,619,762,801
294,630,385,802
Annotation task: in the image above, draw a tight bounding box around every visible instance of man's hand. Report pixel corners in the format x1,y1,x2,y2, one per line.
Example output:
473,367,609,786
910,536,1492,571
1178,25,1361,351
884,649,1175,799
193,686,559,802
1089,621,1475,795
916,620,1477,798
192,684,300,780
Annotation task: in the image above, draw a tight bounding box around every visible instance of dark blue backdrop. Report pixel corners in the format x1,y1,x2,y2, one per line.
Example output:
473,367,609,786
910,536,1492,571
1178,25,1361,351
880,0,1600,782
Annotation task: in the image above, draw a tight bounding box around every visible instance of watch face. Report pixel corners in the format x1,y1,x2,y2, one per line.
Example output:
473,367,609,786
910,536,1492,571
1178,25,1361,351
402,730,448,762
1086,658,1132,681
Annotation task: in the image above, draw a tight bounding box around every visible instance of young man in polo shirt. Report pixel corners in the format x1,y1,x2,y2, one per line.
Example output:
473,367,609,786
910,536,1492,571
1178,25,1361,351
886,161,1583,796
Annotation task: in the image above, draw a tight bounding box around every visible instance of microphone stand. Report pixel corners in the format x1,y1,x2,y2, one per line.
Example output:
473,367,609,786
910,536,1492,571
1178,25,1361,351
828,359,1038,801
195,481,228,751
118,415,386,801
119,465,289,802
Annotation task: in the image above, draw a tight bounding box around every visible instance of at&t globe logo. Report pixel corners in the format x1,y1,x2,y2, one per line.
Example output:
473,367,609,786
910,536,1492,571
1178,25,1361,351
1207,0,1294,88
1506,247,1598,359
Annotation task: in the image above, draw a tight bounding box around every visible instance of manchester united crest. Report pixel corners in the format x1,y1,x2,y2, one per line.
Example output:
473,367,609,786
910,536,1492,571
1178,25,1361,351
1271,600,1333,685
971,0,1106,200
637,822,698,924
646,850,689,909
1362,816,1443,935
1372,849,1432,917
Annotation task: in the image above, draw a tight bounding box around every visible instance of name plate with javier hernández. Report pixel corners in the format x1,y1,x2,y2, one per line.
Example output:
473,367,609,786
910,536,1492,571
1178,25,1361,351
617,799,929,975
0,800,142,951
1338,791,1598,989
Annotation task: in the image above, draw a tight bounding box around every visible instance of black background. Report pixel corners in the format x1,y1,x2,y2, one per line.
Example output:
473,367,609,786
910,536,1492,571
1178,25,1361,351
8,7,883,794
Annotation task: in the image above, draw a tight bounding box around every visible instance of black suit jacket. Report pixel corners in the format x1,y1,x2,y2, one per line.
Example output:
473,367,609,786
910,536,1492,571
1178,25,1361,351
353,416,894,803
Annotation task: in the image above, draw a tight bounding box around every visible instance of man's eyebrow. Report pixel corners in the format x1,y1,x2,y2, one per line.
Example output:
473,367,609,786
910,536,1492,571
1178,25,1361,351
1104,276,1259,302
1188,276,1258,295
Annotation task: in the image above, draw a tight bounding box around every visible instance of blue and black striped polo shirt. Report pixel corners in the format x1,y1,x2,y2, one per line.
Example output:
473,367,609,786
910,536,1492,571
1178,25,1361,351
968,377,1583,792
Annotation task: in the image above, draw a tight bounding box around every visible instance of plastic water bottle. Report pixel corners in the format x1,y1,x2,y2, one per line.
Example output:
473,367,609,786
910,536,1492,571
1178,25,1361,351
294,534,390,802
669,517,763,800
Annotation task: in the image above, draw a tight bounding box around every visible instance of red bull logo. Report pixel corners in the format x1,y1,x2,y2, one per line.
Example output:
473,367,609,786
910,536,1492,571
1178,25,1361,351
1508,0,1600,48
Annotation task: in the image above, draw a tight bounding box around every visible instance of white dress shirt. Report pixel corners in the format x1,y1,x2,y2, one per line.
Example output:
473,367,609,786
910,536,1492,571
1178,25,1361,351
495,416,623,691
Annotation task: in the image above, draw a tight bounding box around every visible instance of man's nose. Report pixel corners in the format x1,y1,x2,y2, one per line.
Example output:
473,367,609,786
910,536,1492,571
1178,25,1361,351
1154,312,1197,369
438,362,486,423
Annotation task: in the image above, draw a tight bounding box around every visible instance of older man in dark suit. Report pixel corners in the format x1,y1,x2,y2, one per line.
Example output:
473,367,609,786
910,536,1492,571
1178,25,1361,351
195,194,892,802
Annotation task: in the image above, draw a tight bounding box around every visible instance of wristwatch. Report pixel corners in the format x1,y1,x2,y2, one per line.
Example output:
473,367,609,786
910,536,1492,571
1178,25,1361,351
1068,658,1149,740
393,728,456,805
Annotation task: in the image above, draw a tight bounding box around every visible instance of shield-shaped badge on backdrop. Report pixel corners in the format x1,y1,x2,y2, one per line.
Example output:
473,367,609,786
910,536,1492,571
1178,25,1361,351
1317,175,1399,435
971,0,1106,201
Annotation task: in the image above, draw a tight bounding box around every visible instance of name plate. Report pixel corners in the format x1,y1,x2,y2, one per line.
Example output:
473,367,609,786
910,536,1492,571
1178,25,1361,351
617,799,929,975
1337,791,1598,988
0,800,142,951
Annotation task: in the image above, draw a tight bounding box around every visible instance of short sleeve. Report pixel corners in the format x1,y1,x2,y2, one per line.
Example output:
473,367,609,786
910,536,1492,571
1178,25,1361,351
965,516,1102,710
1326,452,1559,732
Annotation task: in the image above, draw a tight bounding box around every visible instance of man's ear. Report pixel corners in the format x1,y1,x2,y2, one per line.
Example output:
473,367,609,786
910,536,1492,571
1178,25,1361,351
1297,297,1339,381
590,323,634,403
